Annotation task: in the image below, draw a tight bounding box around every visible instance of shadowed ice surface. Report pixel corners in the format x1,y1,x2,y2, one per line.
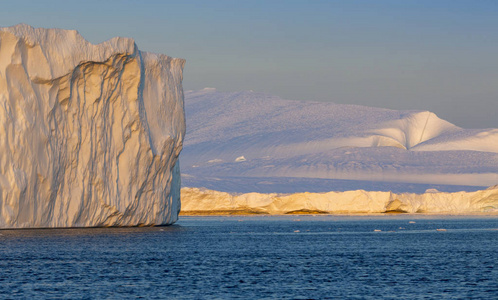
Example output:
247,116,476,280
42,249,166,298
1,216,497,299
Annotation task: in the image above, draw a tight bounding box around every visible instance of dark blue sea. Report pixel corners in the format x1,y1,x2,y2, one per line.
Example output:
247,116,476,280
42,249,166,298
1,216,497,299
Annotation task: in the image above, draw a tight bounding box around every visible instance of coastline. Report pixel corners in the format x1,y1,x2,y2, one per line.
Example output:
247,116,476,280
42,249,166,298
179,211,498,217
180,186,498,216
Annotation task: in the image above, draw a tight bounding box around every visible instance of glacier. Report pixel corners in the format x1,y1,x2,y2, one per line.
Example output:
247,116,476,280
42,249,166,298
181,88,498,194
181,186,498,215
0,24,185,228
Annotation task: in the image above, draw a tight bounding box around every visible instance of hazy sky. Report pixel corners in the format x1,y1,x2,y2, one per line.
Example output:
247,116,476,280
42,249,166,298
1,0,497,128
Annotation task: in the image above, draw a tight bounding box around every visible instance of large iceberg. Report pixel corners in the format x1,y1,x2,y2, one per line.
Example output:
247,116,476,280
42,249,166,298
0,24,185,228
181,186,498,215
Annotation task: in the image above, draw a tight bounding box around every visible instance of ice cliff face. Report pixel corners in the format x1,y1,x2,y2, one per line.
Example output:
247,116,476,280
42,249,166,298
0,24,185,228
181,186,498,215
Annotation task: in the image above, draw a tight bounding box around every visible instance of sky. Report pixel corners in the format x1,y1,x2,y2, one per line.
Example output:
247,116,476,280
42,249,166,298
1,0,497,128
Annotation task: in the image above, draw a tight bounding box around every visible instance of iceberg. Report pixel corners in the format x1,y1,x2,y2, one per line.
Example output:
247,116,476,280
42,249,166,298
0,25,185,228
181,186,498,215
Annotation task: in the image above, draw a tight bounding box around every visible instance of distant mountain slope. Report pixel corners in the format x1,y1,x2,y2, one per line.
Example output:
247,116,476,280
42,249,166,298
181,88,498,193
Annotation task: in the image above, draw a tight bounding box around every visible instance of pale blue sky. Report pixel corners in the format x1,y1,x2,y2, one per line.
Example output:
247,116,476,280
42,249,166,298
1,0,497,128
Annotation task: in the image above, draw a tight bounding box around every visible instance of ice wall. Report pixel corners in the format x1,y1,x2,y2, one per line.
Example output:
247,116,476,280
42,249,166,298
181,186,498,214
0,24,185,228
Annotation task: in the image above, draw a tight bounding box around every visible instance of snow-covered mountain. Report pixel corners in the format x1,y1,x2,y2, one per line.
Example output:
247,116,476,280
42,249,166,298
181,88,498,193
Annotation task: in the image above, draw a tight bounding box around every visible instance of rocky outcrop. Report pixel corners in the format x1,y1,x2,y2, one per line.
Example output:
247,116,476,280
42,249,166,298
0,24,185,228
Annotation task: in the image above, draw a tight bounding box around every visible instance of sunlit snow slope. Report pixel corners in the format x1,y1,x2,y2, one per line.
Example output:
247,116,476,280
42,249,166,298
182,88,498,193
0,25,185,228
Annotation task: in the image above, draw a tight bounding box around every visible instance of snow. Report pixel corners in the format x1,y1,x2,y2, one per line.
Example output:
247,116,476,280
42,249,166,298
181,89,498,193
0,25,185,228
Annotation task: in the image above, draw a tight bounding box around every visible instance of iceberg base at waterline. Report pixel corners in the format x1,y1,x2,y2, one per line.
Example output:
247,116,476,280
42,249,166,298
180,186,498,215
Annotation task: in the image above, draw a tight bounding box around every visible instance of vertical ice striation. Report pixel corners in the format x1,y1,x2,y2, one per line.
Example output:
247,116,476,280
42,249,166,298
0,24,185,228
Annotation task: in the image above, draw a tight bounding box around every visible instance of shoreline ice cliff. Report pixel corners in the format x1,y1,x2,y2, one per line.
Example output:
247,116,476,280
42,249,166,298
0,24,185,228
181,186,498,215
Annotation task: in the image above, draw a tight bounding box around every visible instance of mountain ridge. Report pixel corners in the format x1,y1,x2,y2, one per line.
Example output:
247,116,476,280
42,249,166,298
181,88,498,193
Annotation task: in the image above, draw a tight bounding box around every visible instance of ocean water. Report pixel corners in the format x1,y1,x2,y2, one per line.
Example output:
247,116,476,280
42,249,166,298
1,216,497,299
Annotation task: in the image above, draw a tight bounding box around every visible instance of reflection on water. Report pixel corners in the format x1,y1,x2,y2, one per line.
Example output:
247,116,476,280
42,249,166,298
1,215,497,299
